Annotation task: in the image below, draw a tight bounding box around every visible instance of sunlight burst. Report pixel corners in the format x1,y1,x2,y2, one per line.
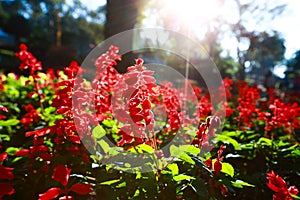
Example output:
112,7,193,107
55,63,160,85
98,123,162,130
163,0,222,27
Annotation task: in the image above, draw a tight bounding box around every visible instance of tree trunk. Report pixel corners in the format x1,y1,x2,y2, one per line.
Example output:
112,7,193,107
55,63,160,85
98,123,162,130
105,0,140,72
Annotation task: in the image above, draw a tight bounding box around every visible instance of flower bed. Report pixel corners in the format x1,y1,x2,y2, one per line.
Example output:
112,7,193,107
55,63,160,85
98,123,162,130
0,44,299,199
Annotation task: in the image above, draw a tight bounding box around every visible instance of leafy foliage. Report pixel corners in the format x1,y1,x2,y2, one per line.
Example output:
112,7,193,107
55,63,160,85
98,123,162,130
0,44,299,200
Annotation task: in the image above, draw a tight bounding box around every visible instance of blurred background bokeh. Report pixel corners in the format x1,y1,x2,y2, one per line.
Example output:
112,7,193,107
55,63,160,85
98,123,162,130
0,0,299,97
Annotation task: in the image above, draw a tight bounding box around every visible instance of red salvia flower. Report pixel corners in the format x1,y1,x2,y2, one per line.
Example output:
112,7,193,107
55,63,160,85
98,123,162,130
39,165,92,200
0,152,7,162
267,171,299,200
39,187,62,200
0,165,14,180
52,165,71,187
0,152,15,198
15,43,42,75
0,183,15,199
20,104,41,128
214,144,226,175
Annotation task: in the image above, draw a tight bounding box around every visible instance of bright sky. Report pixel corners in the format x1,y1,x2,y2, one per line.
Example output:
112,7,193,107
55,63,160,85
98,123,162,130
269,0,300,59
78,0,299,60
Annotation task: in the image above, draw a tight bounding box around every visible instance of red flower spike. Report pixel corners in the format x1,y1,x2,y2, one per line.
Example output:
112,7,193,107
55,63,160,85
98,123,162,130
0,165,14,180
25,126,54,137
52,165,71,187
267,171,287,193
0,183,15,198
38,187,62,200
135,58,144,65
0,152,7,162
19,43,27,51
70,183,93,195
20,104,41,128
266,171,299,200
15,43,42,75
288,186,299,196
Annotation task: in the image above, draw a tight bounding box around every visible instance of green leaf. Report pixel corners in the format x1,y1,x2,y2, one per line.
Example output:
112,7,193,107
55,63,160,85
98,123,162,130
179,153,195,165
111,125,119,134
133,189,140,197
100,179,120,185
0,119,20,126
241,143,254,150
6,147,20,156
214,135,241,150
258,137,272,146
290,149,300,157
282,143,299,151
167,163,179,176
136,144,154,153
102,119,115,128
231,180,255,188
0,134,11,141
12,157,23,163
98,139,110,154
44,106,56,115
116,181,126,188
291,194,300,199
221,162,234,177
170,145,195,165
221,130,242,137
180,145,200,155
107,147,121,156
170,145,182,157
173,174,195,181
136,172,142,179
92,125,106,139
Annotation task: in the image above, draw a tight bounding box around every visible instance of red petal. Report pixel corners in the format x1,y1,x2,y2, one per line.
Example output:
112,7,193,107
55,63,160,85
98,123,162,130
0,183,15,198
0,152,8,162
69,135,81,144
70,183,93,195
266,171,288,192
142,76,156,83
26,127,53,137
205,159,212,169
0,105,8,112
267,183,281,193
214,160,222,172
19,43,27,51
142,99,151,110
125,76,138,85
52,165,71,187
135,58,144,65
131,114,144,123
38,187,62,200
142,70,154,76
15,149,30,157
288,186,299,195
0,165,14,180
125,71,139,78
129,107,142,115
